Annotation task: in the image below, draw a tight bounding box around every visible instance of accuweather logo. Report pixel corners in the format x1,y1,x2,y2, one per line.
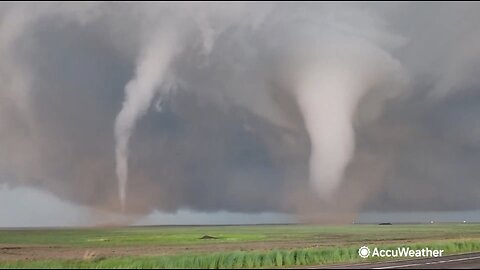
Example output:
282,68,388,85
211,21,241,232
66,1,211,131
358,246,370,258
358,246,444,259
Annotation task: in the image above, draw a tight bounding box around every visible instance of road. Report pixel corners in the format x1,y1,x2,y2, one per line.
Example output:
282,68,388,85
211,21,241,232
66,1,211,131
307,252,480,269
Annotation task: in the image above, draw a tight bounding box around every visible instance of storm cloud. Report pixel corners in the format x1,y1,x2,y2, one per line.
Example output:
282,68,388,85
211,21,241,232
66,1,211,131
0,2,479,224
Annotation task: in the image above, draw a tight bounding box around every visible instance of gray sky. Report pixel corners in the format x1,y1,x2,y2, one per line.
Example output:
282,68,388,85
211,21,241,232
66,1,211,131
1,185,478,227
0,2,480,226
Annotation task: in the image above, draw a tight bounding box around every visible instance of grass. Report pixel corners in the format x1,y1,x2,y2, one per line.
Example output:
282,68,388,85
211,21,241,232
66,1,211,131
0,226,268,246
1,240,480,269
1,224,480,268
1,224,479,247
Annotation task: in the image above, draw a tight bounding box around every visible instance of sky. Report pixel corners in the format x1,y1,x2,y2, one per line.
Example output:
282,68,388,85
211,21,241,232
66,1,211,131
0,2,480,226
1,185,478,227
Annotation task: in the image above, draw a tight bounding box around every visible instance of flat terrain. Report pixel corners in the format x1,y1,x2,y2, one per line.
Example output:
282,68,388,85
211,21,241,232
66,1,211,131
0,224,479,268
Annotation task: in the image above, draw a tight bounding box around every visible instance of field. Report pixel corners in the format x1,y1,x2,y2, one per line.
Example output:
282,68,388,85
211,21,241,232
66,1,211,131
1,224,480,268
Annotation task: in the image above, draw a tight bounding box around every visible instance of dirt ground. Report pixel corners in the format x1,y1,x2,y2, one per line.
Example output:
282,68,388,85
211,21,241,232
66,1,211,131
0,241,326,261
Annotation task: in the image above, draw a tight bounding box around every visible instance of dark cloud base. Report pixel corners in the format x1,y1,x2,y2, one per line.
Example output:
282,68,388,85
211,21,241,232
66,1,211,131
0,3,479,223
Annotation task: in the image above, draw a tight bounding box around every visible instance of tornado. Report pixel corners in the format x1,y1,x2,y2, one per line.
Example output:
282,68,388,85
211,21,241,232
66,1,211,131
296,69,358,200
292,36,402,201
114,29,179,211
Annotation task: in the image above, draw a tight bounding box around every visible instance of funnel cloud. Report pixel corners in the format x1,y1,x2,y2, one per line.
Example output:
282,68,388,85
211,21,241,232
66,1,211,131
115,28,180,210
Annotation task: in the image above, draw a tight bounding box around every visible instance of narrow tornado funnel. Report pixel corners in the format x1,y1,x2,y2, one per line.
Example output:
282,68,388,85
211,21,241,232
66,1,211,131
115,30,179,211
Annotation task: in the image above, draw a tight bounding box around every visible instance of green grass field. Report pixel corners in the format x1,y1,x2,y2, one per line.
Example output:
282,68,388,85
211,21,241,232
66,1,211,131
1,224,479,268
